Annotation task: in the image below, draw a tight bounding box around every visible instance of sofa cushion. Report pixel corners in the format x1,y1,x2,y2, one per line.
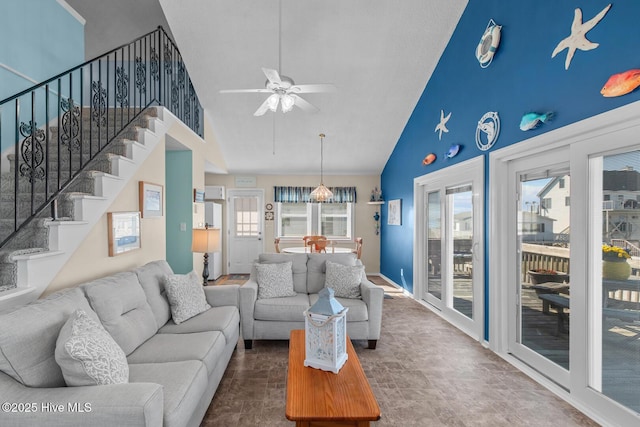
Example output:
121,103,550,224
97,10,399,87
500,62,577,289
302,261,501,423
82,271,157,355
309,293,369,322
159,305,240,344
134,260,174,329
127,331,225,376
254,293,310,321
164,271,211,324
258,253,308,293
55,309,129,386
255,261,297,299
325,260,364,299
0,287,100,387
129,361,208,427
307,253,358,294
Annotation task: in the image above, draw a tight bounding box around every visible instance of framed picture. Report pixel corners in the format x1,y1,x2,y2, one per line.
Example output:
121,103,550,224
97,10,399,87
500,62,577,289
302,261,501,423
139,181,163,218
388,199,401,225
108,212,141,256
194,188,205,203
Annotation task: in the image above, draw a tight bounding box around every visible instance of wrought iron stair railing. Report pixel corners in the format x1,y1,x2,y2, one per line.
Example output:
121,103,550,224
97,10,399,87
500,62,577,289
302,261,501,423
0,26,202,249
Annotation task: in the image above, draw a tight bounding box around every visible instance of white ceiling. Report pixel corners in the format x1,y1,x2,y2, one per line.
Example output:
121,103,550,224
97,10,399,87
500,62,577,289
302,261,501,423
67,0,467,176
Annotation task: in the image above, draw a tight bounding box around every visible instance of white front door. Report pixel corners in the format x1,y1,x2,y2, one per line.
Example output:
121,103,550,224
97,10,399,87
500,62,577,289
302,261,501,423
227,189,264,274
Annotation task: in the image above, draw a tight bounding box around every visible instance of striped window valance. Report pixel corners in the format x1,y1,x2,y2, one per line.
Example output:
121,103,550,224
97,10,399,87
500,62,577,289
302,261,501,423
273,186,357,203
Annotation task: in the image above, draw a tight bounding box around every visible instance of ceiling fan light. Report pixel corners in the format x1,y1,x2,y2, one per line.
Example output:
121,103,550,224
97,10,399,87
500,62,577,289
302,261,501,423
281,94,295,113
266,94,279,112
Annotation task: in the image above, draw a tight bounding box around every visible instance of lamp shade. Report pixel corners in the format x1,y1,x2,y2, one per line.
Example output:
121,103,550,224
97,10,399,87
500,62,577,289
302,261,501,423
192,228,221,253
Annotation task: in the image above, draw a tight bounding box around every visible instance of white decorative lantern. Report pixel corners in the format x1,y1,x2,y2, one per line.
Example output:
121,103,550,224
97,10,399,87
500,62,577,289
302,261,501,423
304,287,349,373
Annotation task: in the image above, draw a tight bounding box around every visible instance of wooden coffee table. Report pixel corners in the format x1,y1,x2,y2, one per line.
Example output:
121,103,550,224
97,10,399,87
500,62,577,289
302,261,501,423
286,330,380,427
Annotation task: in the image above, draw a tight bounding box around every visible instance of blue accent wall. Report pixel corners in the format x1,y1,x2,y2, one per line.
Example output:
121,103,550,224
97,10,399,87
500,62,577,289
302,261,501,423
166,151,193,274
381,1,640,300
0,0,84,100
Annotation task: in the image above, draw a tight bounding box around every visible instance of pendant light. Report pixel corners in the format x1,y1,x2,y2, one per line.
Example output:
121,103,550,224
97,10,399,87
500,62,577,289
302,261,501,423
310,133,333,202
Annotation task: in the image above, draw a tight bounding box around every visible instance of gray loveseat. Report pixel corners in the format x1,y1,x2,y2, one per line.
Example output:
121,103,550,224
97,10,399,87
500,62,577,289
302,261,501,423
0,260,240,427
239,253,383,349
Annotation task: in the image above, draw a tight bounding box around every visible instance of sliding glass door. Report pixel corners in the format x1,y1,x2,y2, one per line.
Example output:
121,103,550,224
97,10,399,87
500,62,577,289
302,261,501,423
416,157,484,339
507,150,571,387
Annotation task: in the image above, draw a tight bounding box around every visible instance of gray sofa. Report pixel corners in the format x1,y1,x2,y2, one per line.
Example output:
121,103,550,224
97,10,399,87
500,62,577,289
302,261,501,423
239,253,383,349
0,260,240,427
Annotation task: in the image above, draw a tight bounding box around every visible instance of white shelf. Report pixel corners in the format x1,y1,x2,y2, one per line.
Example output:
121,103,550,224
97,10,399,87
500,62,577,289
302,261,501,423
367,201,385,205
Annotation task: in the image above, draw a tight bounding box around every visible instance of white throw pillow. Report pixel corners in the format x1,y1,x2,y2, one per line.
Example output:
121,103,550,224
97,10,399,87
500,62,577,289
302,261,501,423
55,309,129,386
164,271,212,324
325,260,364,299
255,261,297,299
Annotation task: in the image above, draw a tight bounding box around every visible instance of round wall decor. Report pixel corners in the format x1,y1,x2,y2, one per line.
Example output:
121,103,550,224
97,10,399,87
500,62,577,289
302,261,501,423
476,111,500,151
476,19,502,68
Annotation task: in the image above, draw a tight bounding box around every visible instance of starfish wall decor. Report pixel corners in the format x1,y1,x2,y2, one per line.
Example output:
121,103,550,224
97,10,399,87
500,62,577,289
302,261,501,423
435,109,452,140
552,4,612,70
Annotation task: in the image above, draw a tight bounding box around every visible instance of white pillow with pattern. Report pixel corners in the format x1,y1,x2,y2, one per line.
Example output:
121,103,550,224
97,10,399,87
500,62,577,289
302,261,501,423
325,260,364,299
255,261,297,299
55,309,129,386
164,271,212,324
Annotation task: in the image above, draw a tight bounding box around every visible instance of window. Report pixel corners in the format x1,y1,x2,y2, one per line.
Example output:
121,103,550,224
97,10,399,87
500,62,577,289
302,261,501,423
542,198,552,209
565,196,570,206
276,203,353,240
559,178,565,188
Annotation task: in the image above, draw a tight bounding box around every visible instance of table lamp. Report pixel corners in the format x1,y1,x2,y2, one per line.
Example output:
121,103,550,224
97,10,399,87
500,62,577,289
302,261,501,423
191,225,221,286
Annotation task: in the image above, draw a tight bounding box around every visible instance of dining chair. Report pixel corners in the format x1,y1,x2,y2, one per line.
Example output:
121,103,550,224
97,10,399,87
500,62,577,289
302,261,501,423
353,237,363,259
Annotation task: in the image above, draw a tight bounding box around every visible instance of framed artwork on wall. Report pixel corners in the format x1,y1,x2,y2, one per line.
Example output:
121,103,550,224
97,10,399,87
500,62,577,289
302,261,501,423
107,211,141,256
139,181,163,218
388,199,401,226
194,188,205,203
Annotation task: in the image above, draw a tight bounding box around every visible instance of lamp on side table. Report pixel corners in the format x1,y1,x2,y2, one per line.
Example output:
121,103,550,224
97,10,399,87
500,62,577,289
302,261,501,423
191,225,221,286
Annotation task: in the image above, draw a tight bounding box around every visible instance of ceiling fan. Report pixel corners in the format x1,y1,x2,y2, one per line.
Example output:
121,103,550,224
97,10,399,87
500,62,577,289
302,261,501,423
220,68,336,116
219,0,335,116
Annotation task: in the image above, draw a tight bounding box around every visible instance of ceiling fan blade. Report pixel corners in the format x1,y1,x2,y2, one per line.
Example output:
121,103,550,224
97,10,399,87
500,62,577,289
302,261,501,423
219,88,271,94
253,96,276,116
262,68,282,86
290,94,319,113
290,84,337,93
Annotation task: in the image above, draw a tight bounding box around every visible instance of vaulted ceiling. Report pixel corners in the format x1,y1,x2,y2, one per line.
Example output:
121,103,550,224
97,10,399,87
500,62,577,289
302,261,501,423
66,0,467,175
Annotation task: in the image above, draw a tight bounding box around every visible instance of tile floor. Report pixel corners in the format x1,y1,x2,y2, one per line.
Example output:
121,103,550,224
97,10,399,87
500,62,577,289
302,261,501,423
201,277,600,426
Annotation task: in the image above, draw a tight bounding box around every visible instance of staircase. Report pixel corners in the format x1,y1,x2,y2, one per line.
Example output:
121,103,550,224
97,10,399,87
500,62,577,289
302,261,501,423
0,27,201,310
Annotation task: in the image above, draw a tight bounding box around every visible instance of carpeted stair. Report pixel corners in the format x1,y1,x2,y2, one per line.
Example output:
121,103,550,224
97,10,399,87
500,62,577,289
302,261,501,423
0,106,164,305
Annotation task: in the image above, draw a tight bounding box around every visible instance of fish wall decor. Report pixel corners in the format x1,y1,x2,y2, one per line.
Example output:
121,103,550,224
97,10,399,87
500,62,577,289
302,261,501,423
422,153,436,165
445,144,460,159
520,112,554,131
601,69,640,97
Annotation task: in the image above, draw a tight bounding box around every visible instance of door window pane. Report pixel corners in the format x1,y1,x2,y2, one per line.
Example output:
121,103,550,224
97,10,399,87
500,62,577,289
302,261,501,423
427,191,442,300
598,151,640,413
519,174,570,370
449,186,473,318
234,197,259,237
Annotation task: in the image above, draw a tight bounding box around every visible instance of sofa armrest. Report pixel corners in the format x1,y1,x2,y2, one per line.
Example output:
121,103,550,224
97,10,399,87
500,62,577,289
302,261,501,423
239,280,258,340
203,284,240,308
0,371,163,427
360,277,384,340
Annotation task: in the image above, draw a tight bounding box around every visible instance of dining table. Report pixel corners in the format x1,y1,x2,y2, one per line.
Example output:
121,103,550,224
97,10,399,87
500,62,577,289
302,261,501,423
281,246,353,254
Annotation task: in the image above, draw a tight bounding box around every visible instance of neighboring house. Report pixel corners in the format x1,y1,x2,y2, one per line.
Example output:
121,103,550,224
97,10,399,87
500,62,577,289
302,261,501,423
602,168,640,241
518,211,556,242
537,175,571,234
